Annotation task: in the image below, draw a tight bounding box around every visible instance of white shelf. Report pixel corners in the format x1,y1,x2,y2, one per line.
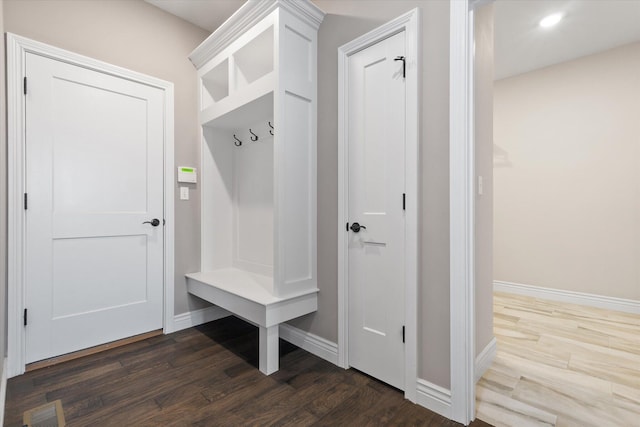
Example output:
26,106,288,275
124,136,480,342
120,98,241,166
186,268,318,326
187,268,275,304
200,83,273,129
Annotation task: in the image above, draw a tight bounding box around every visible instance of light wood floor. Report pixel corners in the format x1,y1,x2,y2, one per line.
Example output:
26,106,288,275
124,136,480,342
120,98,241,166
476,292,640,427
6,316,492,426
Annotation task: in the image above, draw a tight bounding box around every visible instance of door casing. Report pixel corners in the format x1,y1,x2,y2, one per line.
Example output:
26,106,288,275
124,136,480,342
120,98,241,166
337,9,420,402
7,33,175,378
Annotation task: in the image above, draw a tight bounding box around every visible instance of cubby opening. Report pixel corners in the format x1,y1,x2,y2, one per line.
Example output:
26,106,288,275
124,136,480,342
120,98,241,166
201,59,229,109
234,26,274,89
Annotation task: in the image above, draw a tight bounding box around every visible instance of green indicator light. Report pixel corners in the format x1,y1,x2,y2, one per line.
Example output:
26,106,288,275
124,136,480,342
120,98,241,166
181,168,194,173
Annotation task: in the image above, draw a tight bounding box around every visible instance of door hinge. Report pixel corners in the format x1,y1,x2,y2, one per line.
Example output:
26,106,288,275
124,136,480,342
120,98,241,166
402,325,405,343
402,193,406,210
394,56,406,78
346,222,349,232
24,308,28,326
24,77,27,95
24,193,28,210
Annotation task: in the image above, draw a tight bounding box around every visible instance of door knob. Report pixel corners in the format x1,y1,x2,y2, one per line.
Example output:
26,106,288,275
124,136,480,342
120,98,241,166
143,218,160,227
350,222,366,233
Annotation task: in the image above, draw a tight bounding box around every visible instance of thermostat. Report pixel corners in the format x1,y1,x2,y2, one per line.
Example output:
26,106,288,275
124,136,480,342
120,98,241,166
177,166,197,183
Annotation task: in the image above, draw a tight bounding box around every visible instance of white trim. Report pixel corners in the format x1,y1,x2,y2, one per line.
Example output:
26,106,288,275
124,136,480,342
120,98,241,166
337,8,420,403
494,281,640,315
171,307,231,333
449,1,476,424
6,33,175,378
0,358,8,425
189,0,325,68
474,337,496,383
279,324,339,365
416,379,452,419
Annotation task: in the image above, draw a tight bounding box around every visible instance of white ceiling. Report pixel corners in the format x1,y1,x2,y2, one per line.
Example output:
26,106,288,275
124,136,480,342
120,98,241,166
494,0,640,80
145,0,640,80
145,0,244,32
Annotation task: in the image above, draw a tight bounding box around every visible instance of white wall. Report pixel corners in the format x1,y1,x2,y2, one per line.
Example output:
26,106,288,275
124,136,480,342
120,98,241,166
494,42,640,301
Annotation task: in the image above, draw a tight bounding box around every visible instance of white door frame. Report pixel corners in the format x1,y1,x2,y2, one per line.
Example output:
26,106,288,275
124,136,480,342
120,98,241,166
450,0,477,424
6,33,175,378
337,9,420,402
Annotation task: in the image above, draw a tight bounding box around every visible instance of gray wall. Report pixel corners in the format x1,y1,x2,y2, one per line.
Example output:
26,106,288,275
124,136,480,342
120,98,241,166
1,0,7,371
494,42,640,301
291,0,452,388
474,3,494,358
3,0,210,315
2,0,456,390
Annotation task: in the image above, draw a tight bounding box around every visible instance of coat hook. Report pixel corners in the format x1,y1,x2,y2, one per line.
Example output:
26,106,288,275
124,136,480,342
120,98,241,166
249,129,259,142
268,121,274,136
233,134,242,147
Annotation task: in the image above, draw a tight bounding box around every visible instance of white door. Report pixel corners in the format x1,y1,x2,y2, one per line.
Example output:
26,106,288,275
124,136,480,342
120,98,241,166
347,31,406,390
24,52,165,364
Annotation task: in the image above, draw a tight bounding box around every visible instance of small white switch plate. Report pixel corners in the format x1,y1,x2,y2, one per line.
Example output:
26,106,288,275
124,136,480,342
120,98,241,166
180,186,189,200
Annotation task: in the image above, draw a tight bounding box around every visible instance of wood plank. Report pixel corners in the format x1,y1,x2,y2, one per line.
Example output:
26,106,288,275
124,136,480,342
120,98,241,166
477,291,640,427
6,316,491,427
26,329,162,372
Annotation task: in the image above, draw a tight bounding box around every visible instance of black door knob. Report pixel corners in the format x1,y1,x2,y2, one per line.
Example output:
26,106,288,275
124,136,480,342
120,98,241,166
350,222,367,233
143,218,160,227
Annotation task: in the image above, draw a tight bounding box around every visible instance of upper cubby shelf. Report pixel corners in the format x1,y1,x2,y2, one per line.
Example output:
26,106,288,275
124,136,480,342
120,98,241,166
191,0,324,128
199,24,275,124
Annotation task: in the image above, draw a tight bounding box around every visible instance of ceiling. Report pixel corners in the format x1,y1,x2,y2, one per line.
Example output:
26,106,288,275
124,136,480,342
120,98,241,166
145,0,244,33
494,0,640,79
146,0,640,80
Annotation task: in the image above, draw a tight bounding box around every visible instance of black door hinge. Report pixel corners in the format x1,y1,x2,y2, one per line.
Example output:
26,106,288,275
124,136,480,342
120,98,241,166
24,77,27,95
402,193,406,210
402,326,405,343
24,308,28,326
394,56,406,78
24,193,28,210
346,222,349,232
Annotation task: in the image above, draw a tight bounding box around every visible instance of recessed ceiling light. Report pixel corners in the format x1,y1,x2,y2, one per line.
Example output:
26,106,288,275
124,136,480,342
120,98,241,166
539,13,563,28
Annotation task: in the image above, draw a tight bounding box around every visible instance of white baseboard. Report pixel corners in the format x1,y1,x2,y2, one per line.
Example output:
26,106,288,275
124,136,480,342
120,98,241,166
494,281,640,315
0,357,8,426
169,306,231,333
475,337,496,383
279,324,339,365
416,379,452,419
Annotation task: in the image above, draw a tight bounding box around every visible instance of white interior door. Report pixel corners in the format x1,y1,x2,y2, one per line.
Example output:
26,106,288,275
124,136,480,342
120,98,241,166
25,52,165,364
347,31,406,390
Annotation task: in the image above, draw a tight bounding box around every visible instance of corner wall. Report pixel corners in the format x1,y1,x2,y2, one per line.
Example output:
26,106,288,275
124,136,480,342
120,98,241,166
474,2,494,359
494,42,640,301
294,0,452,389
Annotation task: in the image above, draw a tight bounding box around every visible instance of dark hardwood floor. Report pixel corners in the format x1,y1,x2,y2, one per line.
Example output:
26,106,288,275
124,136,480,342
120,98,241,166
5,317,492,426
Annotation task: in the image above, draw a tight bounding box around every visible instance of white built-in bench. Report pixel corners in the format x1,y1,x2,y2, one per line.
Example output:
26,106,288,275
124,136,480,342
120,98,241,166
186,269,318,374
187,0,324,376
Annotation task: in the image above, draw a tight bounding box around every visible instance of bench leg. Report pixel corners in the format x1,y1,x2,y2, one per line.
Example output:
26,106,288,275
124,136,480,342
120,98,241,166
259,325,279,375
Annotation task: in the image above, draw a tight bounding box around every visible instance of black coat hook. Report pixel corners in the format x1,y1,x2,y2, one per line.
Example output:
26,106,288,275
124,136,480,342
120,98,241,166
249,129,258,141
233,134,242,146
394,56,406,78
268,121,274,136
